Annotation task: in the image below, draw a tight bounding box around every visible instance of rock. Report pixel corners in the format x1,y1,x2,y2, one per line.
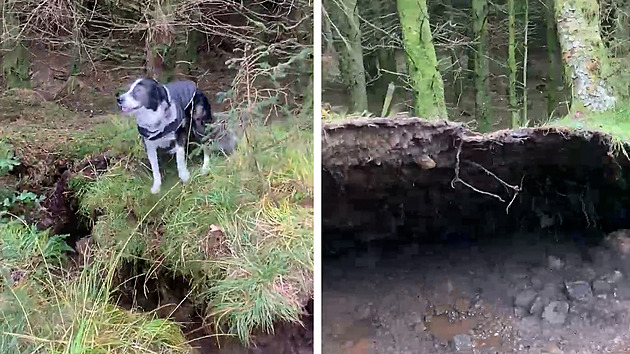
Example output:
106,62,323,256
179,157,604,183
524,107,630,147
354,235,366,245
592,280,612,298
515,289,538,309
451,334,473,352
529,296,546,316
614,281,630,300
603,270,623,283
517,316,542,335
542,301,569,325
514,306,528,318
605,230,630,258
564,281,593,301
540,283,565,302
547,255,564,270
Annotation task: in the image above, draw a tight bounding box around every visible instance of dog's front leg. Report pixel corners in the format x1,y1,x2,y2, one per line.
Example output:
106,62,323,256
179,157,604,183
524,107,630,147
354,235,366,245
201,145,211,175
175,145,190,184
146,144,162,194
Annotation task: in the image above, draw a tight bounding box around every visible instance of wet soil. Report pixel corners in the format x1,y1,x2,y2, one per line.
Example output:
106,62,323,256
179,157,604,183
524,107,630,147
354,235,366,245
323,232,630,353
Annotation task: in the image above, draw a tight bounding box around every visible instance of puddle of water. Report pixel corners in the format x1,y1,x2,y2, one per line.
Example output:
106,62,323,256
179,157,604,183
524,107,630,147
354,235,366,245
425,315,479,343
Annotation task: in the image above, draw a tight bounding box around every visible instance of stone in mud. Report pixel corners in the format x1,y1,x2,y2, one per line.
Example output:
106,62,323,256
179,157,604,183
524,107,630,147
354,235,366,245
592,280,612,298
515,289,538,309
614,280,630,300
604,229,630,258
542,301,569,325
529,296,545,316
564,281,593,301
451,334,473,352
547,255,564,270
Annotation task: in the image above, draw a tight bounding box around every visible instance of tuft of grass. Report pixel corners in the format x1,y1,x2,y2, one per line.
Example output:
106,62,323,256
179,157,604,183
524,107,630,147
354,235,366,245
0,219,191,353
544,103,630,155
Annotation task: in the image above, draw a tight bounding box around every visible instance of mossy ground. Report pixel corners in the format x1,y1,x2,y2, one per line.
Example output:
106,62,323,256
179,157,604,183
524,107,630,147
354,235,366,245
0,89,313,352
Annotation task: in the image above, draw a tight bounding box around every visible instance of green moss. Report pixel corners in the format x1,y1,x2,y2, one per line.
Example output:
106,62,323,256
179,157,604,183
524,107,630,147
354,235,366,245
397,0,447,119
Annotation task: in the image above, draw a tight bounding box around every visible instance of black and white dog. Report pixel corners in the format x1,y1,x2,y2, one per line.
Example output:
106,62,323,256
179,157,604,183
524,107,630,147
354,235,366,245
117,78,231,194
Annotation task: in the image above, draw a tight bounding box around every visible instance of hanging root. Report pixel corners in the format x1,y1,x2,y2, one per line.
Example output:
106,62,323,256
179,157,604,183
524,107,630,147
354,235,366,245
451,140,524,213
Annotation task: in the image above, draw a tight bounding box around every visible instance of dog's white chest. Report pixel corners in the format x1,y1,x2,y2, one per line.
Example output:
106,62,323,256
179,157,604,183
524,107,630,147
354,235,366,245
144,135,175,150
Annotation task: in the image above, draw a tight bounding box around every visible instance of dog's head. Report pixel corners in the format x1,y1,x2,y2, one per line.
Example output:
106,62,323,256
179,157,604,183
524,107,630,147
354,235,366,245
116,78,169,114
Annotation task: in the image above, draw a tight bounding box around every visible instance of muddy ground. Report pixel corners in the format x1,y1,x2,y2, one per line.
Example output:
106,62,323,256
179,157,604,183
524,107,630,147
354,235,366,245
323,231,630,354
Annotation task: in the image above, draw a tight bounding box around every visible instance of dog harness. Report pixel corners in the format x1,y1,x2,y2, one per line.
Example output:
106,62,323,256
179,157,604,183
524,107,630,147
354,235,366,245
138,80,198,141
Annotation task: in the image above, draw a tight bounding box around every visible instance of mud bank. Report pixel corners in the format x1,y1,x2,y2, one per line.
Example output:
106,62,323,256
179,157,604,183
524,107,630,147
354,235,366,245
322,118,630,353
322,118,630,250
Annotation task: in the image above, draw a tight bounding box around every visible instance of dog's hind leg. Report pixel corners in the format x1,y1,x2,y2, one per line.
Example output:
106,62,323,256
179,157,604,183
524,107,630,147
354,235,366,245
146,144,162,194
175,144,190,183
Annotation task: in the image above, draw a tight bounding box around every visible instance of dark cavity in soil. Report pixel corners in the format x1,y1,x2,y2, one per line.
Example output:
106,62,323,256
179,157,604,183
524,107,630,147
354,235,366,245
322,118,630,353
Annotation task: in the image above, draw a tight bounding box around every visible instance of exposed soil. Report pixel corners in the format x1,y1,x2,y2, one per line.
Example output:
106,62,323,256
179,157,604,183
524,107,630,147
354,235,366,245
322,118,630,353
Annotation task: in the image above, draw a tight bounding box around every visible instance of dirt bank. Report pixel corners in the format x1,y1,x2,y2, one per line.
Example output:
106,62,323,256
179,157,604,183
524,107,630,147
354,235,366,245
323,118,630,249
322,118,630,353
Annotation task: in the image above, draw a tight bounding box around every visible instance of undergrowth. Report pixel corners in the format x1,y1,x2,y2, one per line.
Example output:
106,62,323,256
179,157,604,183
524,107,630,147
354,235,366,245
0,220,190,353
74,115,313,344
0,103,313,350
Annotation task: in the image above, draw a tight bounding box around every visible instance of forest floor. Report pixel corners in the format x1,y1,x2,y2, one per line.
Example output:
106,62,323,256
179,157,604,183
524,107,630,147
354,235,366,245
322,232,630,354
0,49,313,353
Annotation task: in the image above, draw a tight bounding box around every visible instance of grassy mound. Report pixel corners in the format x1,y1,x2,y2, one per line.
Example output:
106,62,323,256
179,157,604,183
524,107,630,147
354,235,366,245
0,91,313,350
0,220,190,353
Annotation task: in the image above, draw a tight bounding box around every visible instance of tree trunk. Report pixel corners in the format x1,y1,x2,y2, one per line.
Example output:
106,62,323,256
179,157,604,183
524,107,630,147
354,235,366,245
472,0,493,131
613,2,630,56
521,0,529,125
324,0,369,113
1,1,30,89
554,0,616,112
397,0,447,118
545,0,561,118
508,0,519,128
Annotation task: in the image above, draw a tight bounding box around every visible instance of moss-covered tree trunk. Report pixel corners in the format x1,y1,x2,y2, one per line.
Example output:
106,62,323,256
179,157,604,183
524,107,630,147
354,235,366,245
554,0,616,112
545,0,561,117
324,0,368,113
1,0,30,89
472,0,493,131
521,0,529,125
508,0,519,128
397,0,447,118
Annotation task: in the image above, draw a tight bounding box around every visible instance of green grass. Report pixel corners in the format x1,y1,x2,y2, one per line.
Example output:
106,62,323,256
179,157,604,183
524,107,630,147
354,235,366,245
0,219,190,353
74,117,313,344
546,105,630,142
0,91,313,350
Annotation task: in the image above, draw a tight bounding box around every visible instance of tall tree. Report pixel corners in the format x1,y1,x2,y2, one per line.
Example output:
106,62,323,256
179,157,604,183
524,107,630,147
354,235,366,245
554,0,616,112
508,0,519,127
545,0,561,118
472,0,493,131
325,0,369,113
397,0,447,118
